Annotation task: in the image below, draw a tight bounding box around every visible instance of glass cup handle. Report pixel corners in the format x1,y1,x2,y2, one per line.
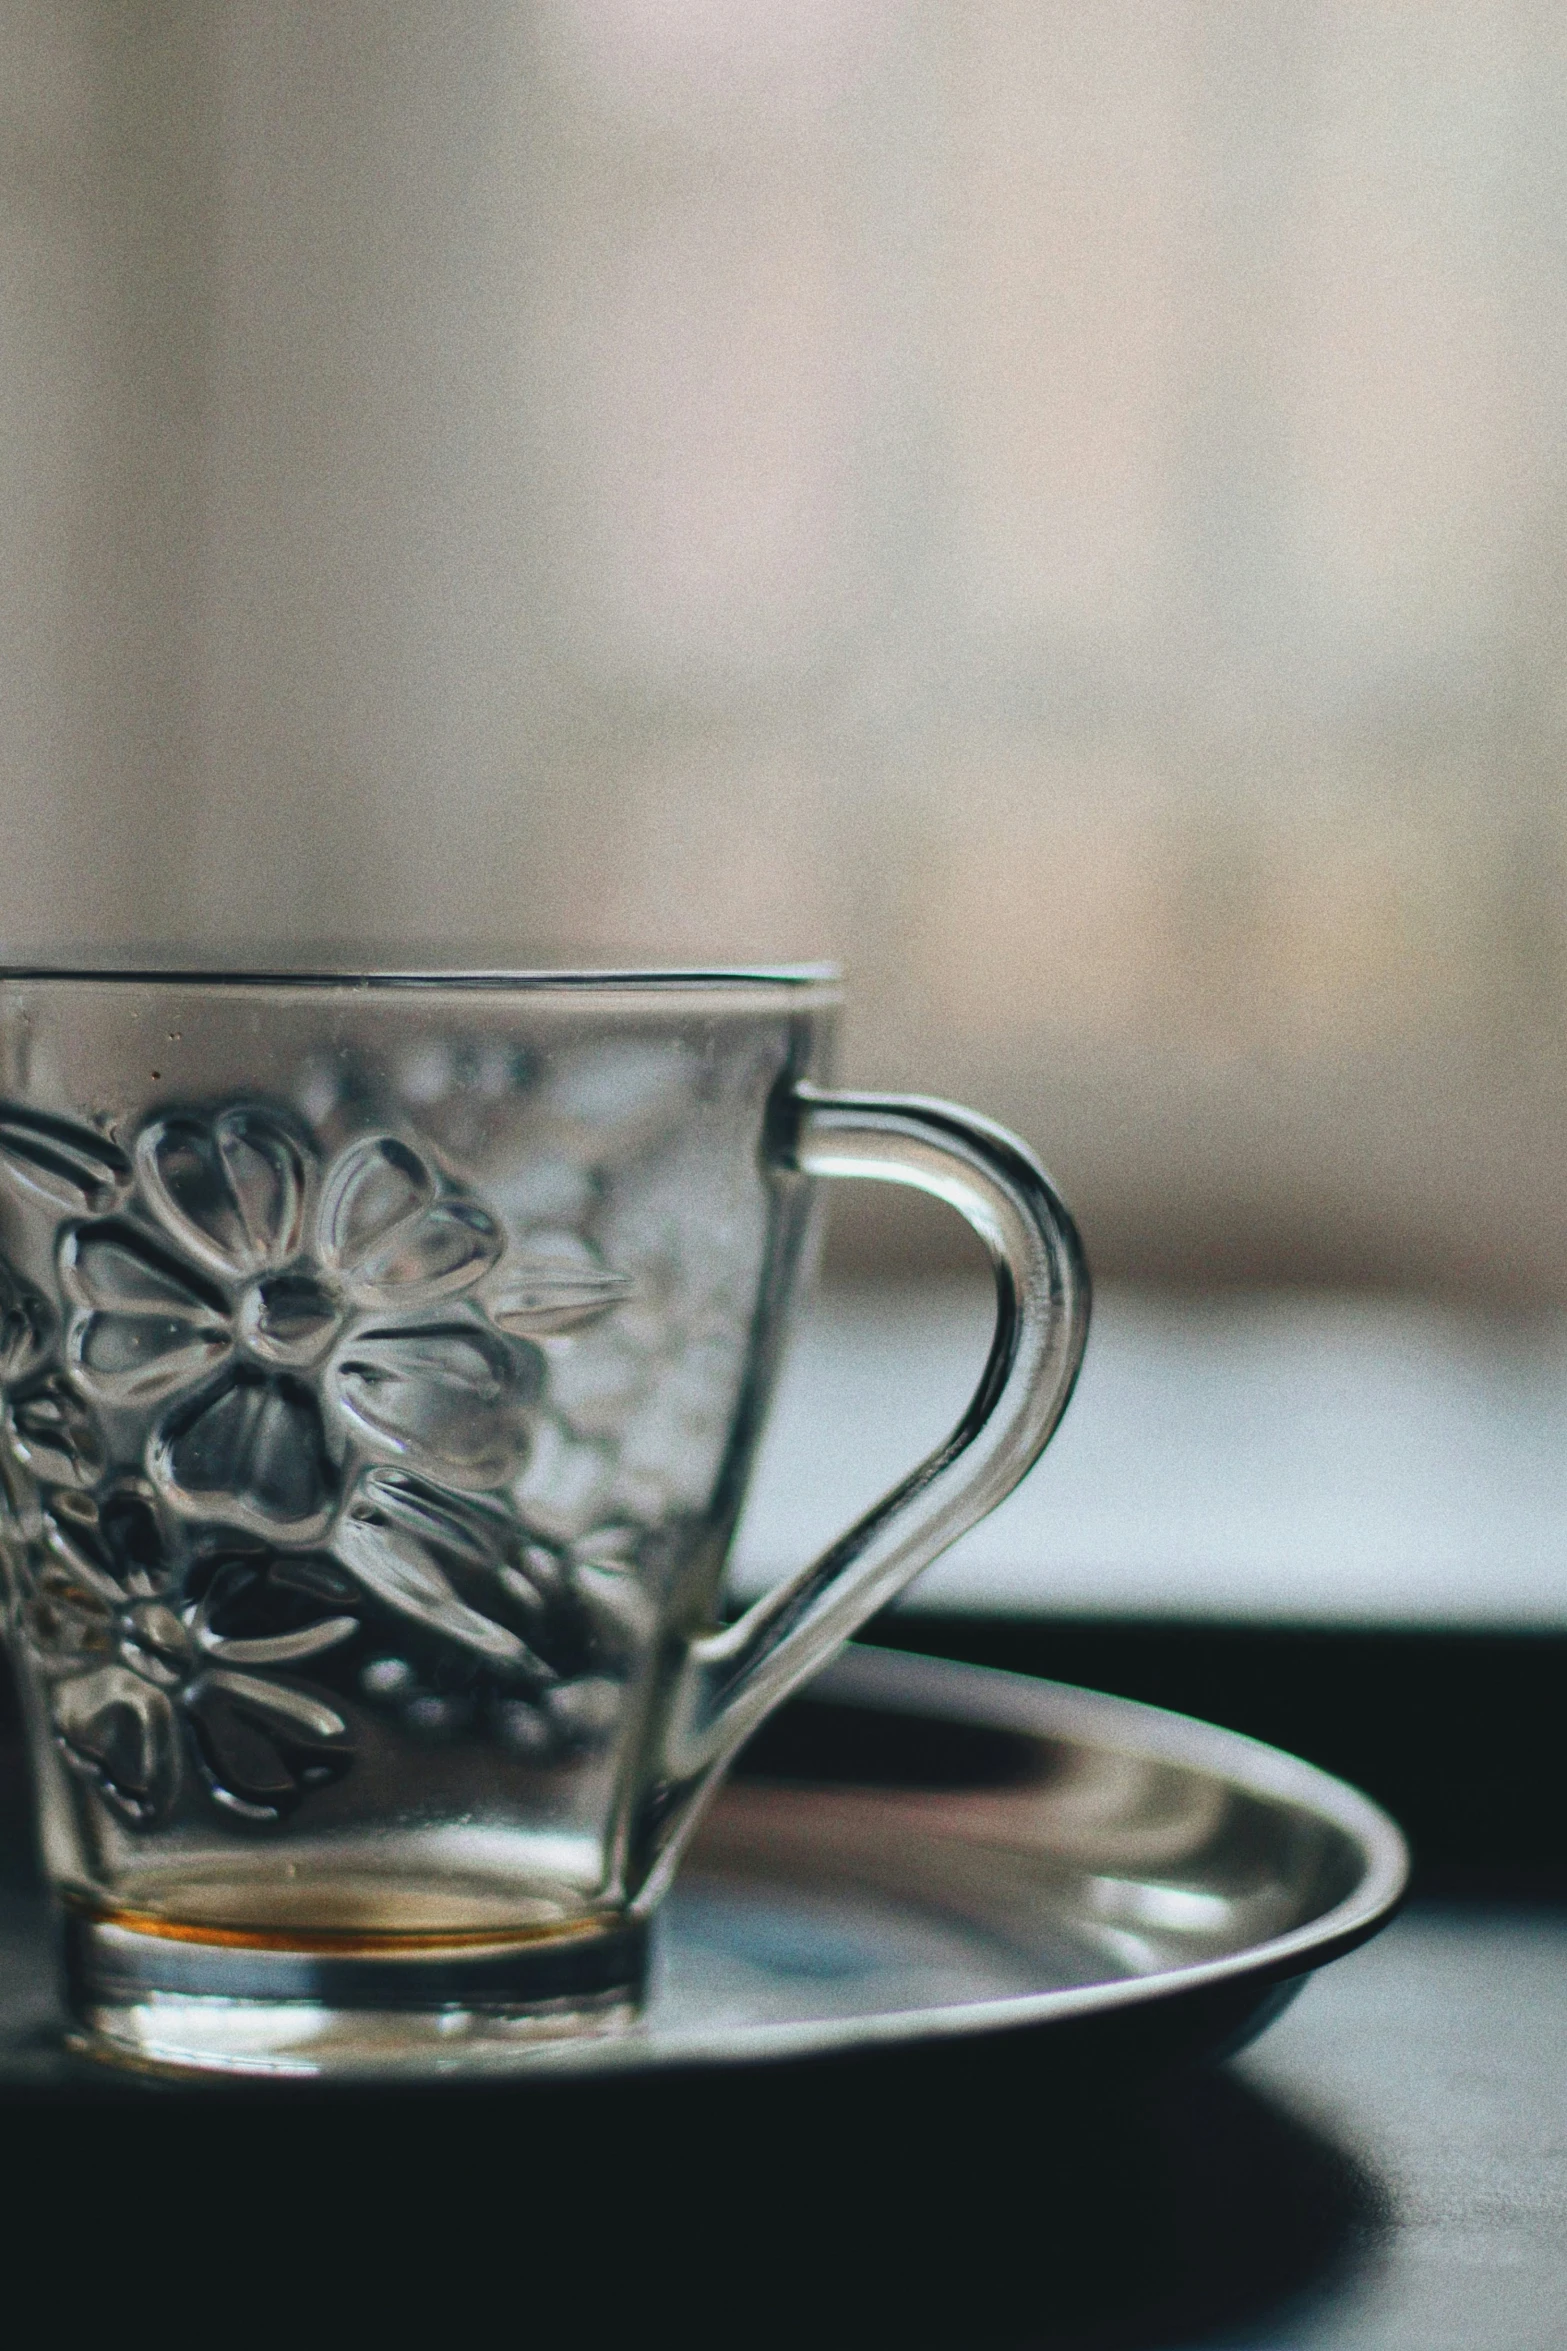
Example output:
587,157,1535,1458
642,1083,1089,1896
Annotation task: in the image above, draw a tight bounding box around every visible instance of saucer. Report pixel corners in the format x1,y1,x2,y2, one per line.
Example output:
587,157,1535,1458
0,1645,1407,2090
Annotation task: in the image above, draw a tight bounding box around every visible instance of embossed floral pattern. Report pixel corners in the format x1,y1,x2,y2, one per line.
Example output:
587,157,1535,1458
0,1096,640,1829
338,1465,558,1675
0,1104,130,1215
341,1468,624,1751
23,1482,356,1822
0,1256,50,1389
60,1110,529,1537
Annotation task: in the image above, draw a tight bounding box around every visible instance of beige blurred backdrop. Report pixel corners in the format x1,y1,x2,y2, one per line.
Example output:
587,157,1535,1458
4,1,1567,1298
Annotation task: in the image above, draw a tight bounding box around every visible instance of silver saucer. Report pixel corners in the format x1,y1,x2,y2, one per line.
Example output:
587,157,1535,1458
0,1645,1407,2090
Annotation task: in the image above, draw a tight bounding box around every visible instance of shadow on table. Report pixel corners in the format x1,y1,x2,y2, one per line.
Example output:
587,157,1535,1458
338,2037,1388,2350
0,1979,1386,2347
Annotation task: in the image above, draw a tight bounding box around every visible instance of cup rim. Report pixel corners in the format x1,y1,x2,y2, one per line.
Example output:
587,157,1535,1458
0,957,842,996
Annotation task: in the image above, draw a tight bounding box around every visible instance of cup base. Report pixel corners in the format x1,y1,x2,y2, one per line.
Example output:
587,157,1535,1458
61,1903,647,2080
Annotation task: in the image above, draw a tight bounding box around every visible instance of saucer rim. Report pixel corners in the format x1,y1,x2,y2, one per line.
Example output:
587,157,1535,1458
499,1641,1411,2081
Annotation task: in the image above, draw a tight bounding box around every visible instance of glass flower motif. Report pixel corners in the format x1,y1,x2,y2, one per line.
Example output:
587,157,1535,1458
0,1099,639,1824
58,1109,532,1540
23,1481,357,1824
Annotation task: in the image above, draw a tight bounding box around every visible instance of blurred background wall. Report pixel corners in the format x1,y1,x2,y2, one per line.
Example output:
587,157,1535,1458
4,1,1567,1300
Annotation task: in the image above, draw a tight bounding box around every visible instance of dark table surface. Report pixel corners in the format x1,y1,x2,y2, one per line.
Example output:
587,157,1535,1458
1212,1900,1567,2348
3,1887,1560,2347
3,1620,1564,2347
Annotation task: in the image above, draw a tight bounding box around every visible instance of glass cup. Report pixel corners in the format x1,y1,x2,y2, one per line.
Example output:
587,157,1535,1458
0,963,1087,2077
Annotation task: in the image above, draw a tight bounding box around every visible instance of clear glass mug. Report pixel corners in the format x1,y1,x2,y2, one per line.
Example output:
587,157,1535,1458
0,963,1087,2077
